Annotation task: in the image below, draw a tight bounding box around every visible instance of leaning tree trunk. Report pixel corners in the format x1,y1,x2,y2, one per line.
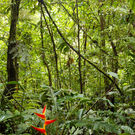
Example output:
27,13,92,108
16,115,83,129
2,0,21,100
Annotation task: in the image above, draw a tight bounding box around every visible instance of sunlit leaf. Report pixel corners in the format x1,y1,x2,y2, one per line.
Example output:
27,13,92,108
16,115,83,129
107,72,119,79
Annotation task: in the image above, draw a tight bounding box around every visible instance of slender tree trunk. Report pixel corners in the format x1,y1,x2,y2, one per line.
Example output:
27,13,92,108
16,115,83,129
41,0,123,95
83,29,87,94
99,0,116,111
108,36,118,111
67,52,72,88
99,0,109,93
50,29,61,89
100,14,109,93
2,0,21,100
41,6,61,88
40,10,52,86
99,0,114,110
76,0,83,94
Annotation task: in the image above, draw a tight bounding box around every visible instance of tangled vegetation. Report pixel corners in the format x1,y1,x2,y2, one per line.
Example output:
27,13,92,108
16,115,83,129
0,0,135,134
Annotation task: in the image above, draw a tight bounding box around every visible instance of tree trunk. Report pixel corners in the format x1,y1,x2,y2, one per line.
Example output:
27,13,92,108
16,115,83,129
76,0,83,94
83,29,87,94
50,29,61,89
2,0,21,100
99,0,109,93
41,6,61,88
40,11,52,86
99,0,114,110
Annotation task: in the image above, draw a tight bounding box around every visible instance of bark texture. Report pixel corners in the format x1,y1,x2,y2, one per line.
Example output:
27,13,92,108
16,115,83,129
3,0,21,99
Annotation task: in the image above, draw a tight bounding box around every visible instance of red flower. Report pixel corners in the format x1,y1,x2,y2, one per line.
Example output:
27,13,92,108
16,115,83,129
34,105,46,119
45,119,56,126
31,125,47,135
34,112,45,119
31,105,56,135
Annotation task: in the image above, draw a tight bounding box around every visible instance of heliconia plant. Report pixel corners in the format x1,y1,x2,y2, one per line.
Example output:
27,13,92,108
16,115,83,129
31,105,56,135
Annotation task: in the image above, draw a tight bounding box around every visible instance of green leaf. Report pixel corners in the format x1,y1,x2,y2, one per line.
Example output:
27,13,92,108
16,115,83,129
54,90,62,96
93,121,120,134
123,85,130,91
14,110,20,115
75,120,90,127
6,81,19,85
17,123,30,134
119,133,131,135
58,42,69,53
78,109,83,120
102,97,114,107
107,72,119,79
121,126,134,134
40,84,50,89
0,110,19,122
128,0,135,11
0,116,6,122
126,88,135,92
107,91,119,95
0,83,4,87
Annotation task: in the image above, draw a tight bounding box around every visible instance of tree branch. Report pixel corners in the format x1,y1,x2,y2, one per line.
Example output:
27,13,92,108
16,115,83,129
39,1,124,96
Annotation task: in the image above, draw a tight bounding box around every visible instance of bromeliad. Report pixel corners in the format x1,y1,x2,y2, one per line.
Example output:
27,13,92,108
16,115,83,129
31,105,56,135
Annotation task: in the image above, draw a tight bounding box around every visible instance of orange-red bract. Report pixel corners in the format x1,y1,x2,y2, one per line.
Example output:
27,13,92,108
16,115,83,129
34,105,46,119
31,125,46,135
31,105,56,135
45,119,56,126
34,112,45,119
42,105,46,114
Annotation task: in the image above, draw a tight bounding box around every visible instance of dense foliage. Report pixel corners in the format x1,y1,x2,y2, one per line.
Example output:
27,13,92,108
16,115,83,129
0,0,135,135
